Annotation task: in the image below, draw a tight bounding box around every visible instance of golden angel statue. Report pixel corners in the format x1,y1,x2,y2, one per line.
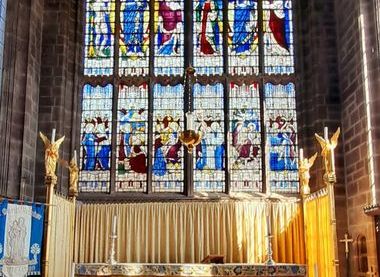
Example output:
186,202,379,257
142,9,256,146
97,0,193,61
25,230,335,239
315,127,340,182
61,157,79,198
39,132,65,179
299,152,317,195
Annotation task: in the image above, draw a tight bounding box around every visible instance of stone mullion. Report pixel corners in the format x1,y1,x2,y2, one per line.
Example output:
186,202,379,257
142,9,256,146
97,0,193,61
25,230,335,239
110,0,121,194
147,0,155,194
257,0,268,193
222,0,230,194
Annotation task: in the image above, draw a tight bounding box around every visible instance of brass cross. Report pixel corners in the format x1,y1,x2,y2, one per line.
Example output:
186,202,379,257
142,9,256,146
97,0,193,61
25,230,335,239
339,232,353,259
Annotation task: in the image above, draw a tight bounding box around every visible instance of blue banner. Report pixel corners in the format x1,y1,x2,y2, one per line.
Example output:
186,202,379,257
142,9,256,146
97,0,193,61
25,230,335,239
0,200,44,276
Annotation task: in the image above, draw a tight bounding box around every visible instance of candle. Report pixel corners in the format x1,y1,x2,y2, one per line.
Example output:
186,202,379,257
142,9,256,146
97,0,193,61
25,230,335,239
186,112,194,131
266,215,271,235
112,215,117,235
51,128,56,143
324,126,328,140
299,148,304,162
74,150,78,165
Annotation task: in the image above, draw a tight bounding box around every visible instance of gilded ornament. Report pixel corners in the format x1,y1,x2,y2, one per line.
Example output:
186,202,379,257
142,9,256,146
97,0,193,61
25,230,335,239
39,132,65,179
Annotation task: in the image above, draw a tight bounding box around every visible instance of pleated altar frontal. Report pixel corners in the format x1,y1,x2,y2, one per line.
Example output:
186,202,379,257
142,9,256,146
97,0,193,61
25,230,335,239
75,263,307,277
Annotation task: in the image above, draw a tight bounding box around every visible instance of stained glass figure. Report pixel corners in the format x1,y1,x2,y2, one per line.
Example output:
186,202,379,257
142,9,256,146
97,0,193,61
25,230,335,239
154,0,184,75
116,84,148,191
228,0,259,75
193,0,224,75
152,84,184,191
265,83,298,192
229,83,261,191
84,0,115,76
263,0,294,74
119,0,150,76
79,84,113,192
193,83,225,192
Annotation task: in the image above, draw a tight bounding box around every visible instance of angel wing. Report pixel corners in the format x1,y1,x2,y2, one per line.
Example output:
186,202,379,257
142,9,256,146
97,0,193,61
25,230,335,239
53,136,65,148
314,133,327,154
59,159,69,168
39,132,50,146
330,127,340,149
308,152,318,168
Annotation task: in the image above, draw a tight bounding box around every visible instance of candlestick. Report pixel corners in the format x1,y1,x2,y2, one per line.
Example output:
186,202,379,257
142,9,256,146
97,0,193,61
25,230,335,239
51,128,56,143
74,150,78,165
299,148,304,162
324,126,328,140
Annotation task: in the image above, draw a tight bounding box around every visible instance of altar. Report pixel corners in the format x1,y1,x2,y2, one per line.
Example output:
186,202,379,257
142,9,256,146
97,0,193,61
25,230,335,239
74,263,307,277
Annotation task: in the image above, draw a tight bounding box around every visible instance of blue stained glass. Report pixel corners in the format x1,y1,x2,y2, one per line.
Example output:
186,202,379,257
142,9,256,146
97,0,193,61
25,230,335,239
263,0,294,74
119,0,150,76
265,83,298,192
154,0,184,75
84,0,115,76
193,83,225,192
193,0,224,75
229,83,261,191
116,84,148,192
152,84,184,192
228,0,259,75
79,84,113,192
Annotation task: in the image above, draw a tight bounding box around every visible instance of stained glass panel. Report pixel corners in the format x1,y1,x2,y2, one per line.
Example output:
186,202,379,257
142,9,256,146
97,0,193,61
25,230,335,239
84,0,115,76
80,84,113,192
228,0,259,75
265,83,298,192
263,0,294,74
119,0,150,76
193,83,225,192
116,84,148,191
229,83,261,191
193,0,224,75
152,84,184,191
154,0,184,75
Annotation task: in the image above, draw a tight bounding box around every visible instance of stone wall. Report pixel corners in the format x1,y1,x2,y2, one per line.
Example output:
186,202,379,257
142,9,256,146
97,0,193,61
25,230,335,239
35,0,82,200
0,0,44,199
334,0,380,273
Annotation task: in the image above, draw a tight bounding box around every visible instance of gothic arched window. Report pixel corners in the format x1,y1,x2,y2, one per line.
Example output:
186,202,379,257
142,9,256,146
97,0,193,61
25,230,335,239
357,235,369,274
80,0,298,197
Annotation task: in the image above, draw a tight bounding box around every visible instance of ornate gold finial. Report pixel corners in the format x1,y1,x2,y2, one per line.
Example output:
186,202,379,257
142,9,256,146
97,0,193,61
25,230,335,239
61,157,79,198
315,127,340,183
299,152,318,196
39,131,65,180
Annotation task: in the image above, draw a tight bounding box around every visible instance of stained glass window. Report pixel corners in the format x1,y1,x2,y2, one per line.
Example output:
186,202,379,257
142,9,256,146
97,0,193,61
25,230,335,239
263,0,294,74
154,0,184,75
80,84,113,192
193,0,224,75
229,83,261,191
116,84,148,191
265,83,298,192
119,0,150,76
193,83,225,192
152,84,184,191
228,0,259,75
81,0,298,195
84,0,115,76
